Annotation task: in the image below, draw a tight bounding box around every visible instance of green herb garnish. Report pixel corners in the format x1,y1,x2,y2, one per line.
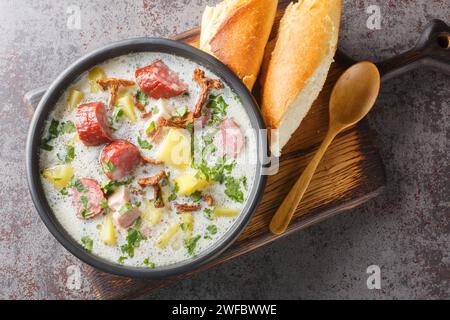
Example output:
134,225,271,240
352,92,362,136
81,236,93,253
208,94,228,123
136,91,149,107
184,235,201,256
137,136,153,150
172,106,188,118
203,208,214,221
69,176,87,192
224,176,244,203
120,228,146,258
204,224,218,239
99,198,110,214
190,191,202,203
118,202,133,214
57,145,75,163
146,121,157,136
102,160,115,174
100,177,133,196
143,258,155,268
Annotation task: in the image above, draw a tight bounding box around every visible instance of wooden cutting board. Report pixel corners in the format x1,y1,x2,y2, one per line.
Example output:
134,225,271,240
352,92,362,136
25,1,385,299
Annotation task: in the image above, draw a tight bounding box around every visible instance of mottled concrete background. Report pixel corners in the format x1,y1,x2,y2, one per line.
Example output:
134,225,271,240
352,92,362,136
0,0,448,299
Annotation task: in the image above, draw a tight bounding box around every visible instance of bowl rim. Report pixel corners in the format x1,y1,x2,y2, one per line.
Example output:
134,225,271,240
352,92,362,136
26,37,267,279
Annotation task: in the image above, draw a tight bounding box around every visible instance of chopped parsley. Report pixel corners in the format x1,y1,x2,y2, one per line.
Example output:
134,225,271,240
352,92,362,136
146,121,157,136
120,228,146,258
143,258,155,268
137,136,153,150
79,195,91,218
69,176,87,192
151,106,159,114
136,91,149,107
194,156,235,184
40,119,76,151
57,145,75,163
208,94,228,124
102,160,116,174
180,223,189,232
203,208,214,221
112,107,124,123
204,224,218,239
118,256,127,264
184,235,201,256
190,191,202,203
81,236,93,253
224,176,244,203
100,177,133,196
167,182,179,202
99,198,110,214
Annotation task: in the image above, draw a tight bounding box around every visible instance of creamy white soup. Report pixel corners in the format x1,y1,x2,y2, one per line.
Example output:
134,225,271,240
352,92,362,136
39,52,257,267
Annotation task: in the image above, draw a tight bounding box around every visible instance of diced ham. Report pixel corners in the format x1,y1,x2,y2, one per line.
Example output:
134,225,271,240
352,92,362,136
135,60,187,99
107,186,130,212
71,178,105,219
219,118,245,158
113,207,141,230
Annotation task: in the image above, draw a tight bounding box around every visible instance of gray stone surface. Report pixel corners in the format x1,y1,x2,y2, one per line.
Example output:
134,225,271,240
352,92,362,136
0,0,448,299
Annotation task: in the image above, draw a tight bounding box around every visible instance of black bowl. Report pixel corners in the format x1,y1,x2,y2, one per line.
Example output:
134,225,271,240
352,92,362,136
26,38,267,279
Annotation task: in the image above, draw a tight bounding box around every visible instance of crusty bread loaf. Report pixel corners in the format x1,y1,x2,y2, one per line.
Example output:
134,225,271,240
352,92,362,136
200,0,278,90
261,0,342,156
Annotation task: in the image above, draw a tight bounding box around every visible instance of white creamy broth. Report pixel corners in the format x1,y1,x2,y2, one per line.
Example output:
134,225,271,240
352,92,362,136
39,52,257,267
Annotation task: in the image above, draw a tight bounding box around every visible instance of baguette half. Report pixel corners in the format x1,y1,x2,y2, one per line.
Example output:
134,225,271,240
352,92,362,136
261,0,342,156
200,0,278,90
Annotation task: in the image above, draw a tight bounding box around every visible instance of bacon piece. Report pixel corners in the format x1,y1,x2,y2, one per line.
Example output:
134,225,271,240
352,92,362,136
138,171,167,187
96,78,135,108
193,69,223,118
157,112,194,129
203,194,214,207
174,203,201,212
132,94,146,112
141,156,163,165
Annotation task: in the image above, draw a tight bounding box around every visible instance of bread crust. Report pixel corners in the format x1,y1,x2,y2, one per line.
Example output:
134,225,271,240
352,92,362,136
261,0,342,129
200,0,278,90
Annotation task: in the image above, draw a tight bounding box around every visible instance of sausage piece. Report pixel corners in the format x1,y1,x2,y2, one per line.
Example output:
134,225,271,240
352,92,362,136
113,207,140,230
135,60,187,99
100,140,141,180
71,178,105,219
75,102,112,146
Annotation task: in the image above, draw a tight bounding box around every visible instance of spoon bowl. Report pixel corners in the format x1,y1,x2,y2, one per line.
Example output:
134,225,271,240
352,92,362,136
330,61,380,128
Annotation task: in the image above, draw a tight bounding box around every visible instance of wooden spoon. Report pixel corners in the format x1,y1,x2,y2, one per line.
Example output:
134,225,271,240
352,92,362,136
269,61,381,235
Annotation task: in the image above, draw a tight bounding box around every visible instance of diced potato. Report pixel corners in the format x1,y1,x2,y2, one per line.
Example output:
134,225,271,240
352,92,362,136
181,213,194,239
142,199,165,225
174,172,208,196
87,67,106,93
66,89,84,110
156,128,191,168
42,164,74,188
213,207,239,217
156,222,180,249
99,214,116,246
117,94,137,122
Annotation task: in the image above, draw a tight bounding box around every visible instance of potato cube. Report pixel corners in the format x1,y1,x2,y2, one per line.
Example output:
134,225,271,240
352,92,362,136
174,172,208,196
66,89,84,110
213,207,239,217
156,128,191,168
42,164,74,188
156,222,180,249
99,214,116,246
142,199,165,225
87,67,106,93
117,94,137,122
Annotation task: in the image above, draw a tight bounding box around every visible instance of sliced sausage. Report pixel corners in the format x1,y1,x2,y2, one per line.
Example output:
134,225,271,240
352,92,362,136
100,140,141,180
220,118,245,158
75,102,112,146
107,186,130,211
113,207,140,229
135,60,187,99
71,178,105,219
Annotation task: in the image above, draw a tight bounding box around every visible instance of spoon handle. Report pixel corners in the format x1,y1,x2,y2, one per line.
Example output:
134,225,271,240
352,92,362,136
270,129,338,235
